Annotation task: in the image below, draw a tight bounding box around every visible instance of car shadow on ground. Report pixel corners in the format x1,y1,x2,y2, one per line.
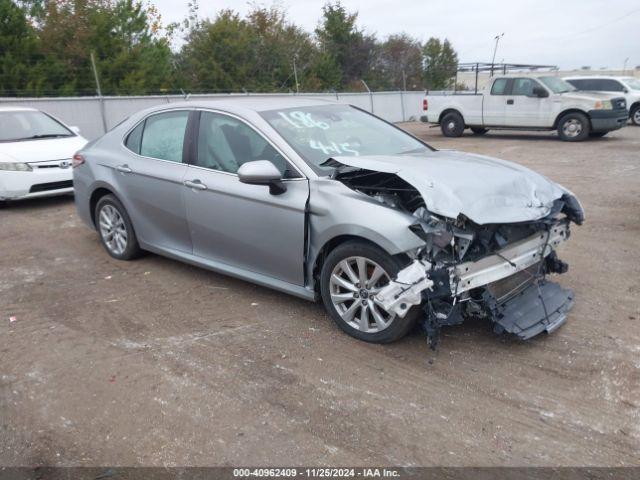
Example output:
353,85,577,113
0,194,74,211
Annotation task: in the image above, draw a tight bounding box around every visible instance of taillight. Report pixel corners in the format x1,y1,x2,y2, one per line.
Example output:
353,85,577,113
423,99,429,111
72,153,85,168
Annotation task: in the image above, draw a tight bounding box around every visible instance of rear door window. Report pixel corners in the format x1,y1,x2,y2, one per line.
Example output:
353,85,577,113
139,111,190,163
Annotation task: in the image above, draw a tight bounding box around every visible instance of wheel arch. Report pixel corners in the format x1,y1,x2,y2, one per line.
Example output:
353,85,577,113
310,234,410,292
89,183,119,228
553,108,591,129
438,108,465,125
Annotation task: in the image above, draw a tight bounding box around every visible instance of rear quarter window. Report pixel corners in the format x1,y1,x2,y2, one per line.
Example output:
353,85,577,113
491,79,509,95
124,122,144,154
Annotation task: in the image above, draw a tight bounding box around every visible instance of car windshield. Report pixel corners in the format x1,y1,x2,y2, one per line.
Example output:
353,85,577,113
623,78,640,90
0,110,73,142
538,76,576,94
260,104,431,173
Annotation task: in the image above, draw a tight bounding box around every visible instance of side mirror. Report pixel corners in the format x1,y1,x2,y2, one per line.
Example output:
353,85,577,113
238,160,286,195
623,88,629,94
531,86,549,98
70,126,81,134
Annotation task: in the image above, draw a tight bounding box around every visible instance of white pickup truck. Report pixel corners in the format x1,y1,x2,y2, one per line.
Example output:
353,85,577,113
421,75,629,141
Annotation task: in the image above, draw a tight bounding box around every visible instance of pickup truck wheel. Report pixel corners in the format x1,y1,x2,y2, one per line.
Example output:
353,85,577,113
631,105,640,126
471,127,488,135
320,241,420,344
557,112,590,141
440,112,465,137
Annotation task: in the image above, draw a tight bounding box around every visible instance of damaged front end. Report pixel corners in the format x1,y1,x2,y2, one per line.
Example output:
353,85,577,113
326,157,584,348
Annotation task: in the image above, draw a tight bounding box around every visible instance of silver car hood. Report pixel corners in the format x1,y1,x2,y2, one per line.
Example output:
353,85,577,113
331,151,566,224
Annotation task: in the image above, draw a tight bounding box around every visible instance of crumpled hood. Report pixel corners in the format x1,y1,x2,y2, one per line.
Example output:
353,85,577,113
0,136,87,163
331,151,567,224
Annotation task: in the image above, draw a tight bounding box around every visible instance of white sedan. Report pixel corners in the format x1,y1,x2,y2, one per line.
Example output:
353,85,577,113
0,107,87,201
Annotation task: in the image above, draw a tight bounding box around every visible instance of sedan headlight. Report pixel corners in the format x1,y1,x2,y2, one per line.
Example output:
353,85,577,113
594,100,613,110
0,162,32,171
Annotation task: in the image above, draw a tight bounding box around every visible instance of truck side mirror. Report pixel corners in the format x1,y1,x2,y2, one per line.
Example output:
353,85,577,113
531,86,549,98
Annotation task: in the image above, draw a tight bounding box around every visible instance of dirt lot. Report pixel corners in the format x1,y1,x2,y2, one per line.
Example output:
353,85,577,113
1,124,639,467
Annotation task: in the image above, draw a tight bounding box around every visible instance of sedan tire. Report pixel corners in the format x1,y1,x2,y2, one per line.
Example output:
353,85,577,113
95,194,142,260
320,240,420,343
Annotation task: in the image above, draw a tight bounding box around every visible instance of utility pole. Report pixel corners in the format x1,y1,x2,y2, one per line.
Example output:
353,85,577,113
293,55,299,94
361,79,374,114
490,33,504,77
90,52,108,133
623,57,629,75
400,69,407,122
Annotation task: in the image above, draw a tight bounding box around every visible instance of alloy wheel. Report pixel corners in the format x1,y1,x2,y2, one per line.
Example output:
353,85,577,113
99,204,128,256
329,256,395,333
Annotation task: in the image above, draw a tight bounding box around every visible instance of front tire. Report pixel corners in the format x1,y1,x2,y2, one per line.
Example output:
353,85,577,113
320,241,419,343
557,112,590,141
440,111,465,137
95,194,141,260
631,105,640,126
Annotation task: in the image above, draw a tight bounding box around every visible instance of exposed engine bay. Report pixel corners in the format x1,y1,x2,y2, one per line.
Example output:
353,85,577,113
328,161,585,348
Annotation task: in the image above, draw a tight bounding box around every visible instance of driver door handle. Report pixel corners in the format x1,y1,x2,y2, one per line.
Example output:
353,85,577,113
506,99,514,105
116,164,132,173
184,179,207,191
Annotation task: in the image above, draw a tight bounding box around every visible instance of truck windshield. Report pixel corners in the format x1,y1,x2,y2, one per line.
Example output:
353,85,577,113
260,104,431,173
0,111,73,142
538,77,576,94
623,78,640,90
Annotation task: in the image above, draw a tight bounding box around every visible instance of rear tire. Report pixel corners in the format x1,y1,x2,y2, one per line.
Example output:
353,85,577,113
557,112,590,141
631,105,640,126
470,127,488,135
95,194,142,260
320,241,420,344
440,111,465,137
589,131,608,138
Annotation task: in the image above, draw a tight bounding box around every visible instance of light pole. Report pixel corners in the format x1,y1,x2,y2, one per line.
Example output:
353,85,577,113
490,33,504,77
623,57,629,75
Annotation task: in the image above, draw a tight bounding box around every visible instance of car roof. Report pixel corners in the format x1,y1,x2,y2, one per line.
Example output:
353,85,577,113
564,76,629,80
167,95,338,113
0,106,38,113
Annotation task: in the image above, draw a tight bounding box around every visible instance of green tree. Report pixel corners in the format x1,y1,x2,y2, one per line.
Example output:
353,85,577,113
178,10,256,93
371,33,423,90
422,37,458,90
21,0,174,96
0,0,41,96
314,1,375,90
178,5,320,93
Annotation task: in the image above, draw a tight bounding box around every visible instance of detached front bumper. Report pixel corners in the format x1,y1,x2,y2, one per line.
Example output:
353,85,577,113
589,108,629,132
376,221,574,341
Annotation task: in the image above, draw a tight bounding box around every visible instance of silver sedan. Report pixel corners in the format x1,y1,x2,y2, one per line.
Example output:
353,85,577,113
73,98,583,345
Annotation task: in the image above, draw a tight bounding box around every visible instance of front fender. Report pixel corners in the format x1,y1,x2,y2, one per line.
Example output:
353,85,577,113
306,179,425,283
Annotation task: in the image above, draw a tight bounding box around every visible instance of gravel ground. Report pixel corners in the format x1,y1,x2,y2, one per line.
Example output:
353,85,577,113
1,124,639,467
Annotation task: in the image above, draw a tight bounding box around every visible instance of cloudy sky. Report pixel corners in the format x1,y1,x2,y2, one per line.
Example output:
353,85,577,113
154,0,640,70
